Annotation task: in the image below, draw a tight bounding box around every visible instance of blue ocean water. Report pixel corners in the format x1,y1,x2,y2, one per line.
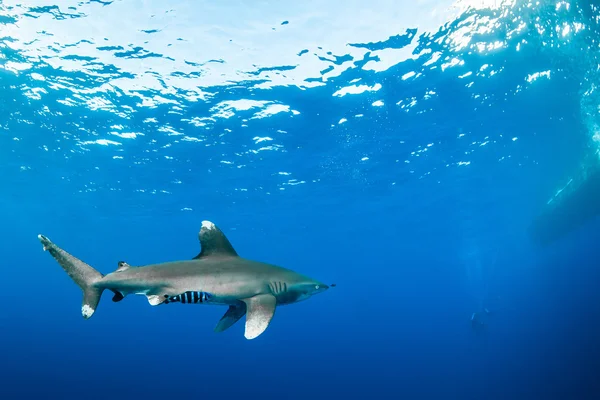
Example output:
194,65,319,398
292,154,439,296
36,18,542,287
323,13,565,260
2,0,600,398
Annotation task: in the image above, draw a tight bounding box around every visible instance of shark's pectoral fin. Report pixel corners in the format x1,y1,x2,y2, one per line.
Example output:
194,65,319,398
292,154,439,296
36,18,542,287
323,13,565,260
242,294,277,340
214,302,247,333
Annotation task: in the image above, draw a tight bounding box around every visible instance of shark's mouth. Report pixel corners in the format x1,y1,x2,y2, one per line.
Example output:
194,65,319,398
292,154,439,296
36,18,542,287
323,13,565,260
164,291,213,304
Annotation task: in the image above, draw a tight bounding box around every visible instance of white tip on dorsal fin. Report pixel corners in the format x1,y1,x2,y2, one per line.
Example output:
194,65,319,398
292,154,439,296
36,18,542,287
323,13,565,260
193,220,238,259
115,261,131,273
202,220,216,230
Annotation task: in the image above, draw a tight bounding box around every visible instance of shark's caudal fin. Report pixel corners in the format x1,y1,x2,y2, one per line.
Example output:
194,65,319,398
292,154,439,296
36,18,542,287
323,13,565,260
38,235,105,319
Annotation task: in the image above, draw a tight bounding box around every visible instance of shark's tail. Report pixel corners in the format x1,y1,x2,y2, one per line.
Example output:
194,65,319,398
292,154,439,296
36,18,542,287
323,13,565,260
37,234,105,319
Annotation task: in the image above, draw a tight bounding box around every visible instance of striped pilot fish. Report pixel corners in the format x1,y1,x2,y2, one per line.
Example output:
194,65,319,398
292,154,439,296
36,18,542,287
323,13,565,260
164,291,213,304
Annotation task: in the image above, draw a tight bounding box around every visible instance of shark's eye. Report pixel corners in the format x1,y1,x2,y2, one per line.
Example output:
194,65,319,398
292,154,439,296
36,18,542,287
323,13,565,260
315,285,320,290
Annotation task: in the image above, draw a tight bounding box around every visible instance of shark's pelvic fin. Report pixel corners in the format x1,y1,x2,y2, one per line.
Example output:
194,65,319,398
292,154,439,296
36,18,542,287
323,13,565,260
37,234,105,319
242,294,277,340
193,220,238,259
146,294,166,306
214,302,247,333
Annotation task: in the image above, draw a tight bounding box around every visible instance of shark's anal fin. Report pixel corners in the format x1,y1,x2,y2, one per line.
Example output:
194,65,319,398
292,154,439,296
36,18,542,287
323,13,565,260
193,220,238,259
111,291,124,302
214,302,247,333
242,294,277,340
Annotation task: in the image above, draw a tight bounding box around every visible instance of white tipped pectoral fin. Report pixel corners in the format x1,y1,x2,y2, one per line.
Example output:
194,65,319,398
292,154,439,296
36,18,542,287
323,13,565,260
242,294,277,340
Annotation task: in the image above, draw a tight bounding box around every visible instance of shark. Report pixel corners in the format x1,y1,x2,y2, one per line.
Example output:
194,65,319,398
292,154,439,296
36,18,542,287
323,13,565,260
37,220,332,340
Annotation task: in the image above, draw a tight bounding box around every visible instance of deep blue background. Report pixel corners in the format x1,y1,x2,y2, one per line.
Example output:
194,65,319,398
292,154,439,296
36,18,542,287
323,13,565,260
1,1,600,399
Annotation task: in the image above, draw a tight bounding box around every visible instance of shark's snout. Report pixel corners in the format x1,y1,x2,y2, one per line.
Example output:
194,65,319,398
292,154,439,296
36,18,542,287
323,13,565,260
314,283,329,294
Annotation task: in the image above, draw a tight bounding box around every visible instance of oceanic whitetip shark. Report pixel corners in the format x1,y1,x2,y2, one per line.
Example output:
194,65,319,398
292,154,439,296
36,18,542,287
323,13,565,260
37,220,332,340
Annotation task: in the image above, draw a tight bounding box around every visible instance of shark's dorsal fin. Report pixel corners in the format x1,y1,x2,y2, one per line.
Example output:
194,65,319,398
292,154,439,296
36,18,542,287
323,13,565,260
115,261,131,273
193,220,238,259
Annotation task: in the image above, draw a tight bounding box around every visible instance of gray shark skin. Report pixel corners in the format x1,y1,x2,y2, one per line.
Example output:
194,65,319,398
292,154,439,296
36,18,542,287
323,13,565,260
37,220,330,340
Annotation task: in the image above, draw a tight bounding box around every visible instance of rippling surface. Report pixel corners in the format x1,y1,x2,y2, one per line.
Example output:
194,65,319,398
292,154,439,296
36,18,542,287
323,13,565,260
2,1,600,399
2,0,597,220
